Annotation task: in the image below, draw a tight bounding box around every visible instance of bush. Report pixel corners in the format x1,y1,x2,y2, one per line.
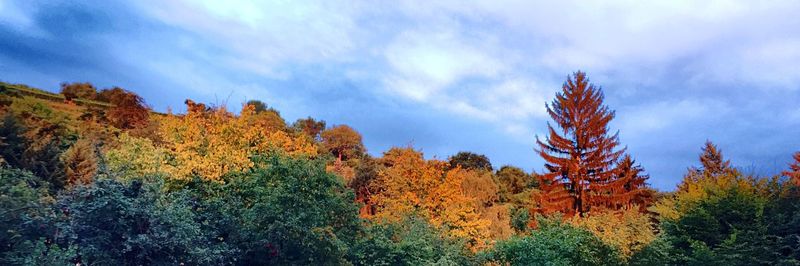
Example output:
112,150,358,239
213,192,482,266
349,216,474,266
482,215,622,265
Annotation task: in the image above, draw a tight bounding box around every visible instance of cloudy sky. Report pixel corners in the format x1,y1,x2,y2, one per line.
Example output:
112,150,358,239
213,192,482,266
1,0,799,190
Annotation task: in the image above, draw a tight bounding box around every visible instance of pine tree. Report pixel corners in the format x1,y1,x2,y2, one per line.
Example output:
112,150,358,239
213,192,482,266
698,141,731,175
678,141,733,192
534,71,626,216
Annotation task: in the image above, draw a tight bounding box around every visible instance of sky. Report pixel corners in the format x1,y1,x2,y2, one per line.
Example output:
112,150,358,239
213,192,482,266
1,0,799,190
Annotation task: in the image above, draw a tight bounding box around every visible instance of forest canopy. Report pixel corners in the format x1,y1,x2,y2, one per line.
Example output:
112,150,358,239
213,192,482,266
0,74,798,265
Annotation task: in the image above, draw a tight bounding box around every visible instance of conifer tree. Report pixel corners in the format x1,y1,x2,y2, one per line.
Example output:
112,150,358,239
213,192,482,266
678,141,733,192
534,71,628,215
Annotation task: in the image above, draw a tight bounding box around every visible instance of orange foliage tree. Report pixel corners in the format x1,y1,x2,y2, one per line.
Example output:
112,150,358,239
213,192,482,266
785,152,800,185
368,147,491,249
321,125,364,162
534,71,648,216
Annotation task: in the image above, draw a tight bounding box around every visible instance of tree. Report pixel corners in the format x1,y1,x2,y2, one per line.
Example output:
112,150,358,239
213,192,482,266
59,82,97,101
598,155,653,211
495,165,534,203
534,71,626,216
292,117,326,141
448,151,493,171
783,152,800,185
0,114,27,167
678,141,734,191
569,208,657,259
321,125,365,162
245,100,269,113
369,147,491,250
0,168,57,264
483,215,622,265
348,216,474,265
225,155,361,264
105,89,149,130
61,138,98,187
96,87,128,104
56,178,232,265
157,101,316,181
350,155,380,217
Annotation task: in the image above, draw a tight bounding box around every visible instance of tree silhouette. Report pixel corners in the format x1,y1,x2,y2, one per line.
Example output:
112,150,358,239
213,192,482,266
534,71,627,216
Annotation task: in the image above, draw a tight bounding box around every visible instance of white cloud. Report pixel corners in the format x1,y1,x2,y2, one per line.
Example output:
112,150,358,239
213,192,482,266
132,0,361,77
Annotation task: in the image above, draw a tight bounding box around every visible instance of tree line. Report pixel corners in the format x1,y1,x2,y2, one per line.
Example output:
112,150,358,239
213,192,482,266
0,72,798,265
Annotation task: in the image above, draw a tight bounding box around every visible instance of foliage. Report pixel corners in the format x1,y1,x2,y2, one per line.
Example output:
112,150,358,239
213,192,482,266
569,208,657,259
784,152,800,185
494,165,535,203
321,124,365,161
448,151,493,171
156,102,316,181
349,216,474,266
105,133,172,179
60,82,97,101
293,116,326,141
61,138,98,186
56,178,234,265
0,168,57,264
222,155,361,265
535,71,647,215
483,215,622,266
105,88,150,130
369,147,491,250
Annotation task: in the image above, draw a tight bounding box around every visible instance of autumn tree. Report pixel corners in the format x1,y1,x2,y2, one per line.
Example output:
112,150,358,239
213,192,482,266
448,151,493,171
783,152,800,185
105,89,149,130
60,82,97,101
61,138,98,186
677,141,734,192
321,125,365,162
495,165,535,204
534,71,629,216
157,100,316,181
369,147,490,250
612,155,654,210
292,117,326,141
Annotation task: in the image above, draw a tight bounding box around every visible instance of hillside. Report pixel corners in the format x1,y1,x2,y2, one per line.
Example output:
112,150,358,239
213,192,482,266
1,76,799,265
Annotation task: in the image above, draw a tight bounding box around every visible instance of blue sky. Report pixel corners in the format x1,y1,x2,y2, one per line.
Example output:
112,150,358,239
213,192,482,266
1,0,799,190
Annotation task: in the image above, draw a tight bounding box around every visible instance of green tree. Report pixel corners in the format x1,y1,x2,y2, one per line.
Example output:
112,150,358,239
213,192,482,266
0,168,57,264
224,155,362,265
57,178,232,265
483,215,622,265
348,216,474,266
448,151,493,171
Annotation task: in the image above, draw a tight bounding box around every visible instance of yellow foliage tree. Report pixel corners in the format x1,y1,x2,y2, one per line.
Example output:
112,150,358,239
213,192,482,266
105,133,172,179
569,208,656,259
369,147,491,250
156,101,316,181
651,142,767,222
